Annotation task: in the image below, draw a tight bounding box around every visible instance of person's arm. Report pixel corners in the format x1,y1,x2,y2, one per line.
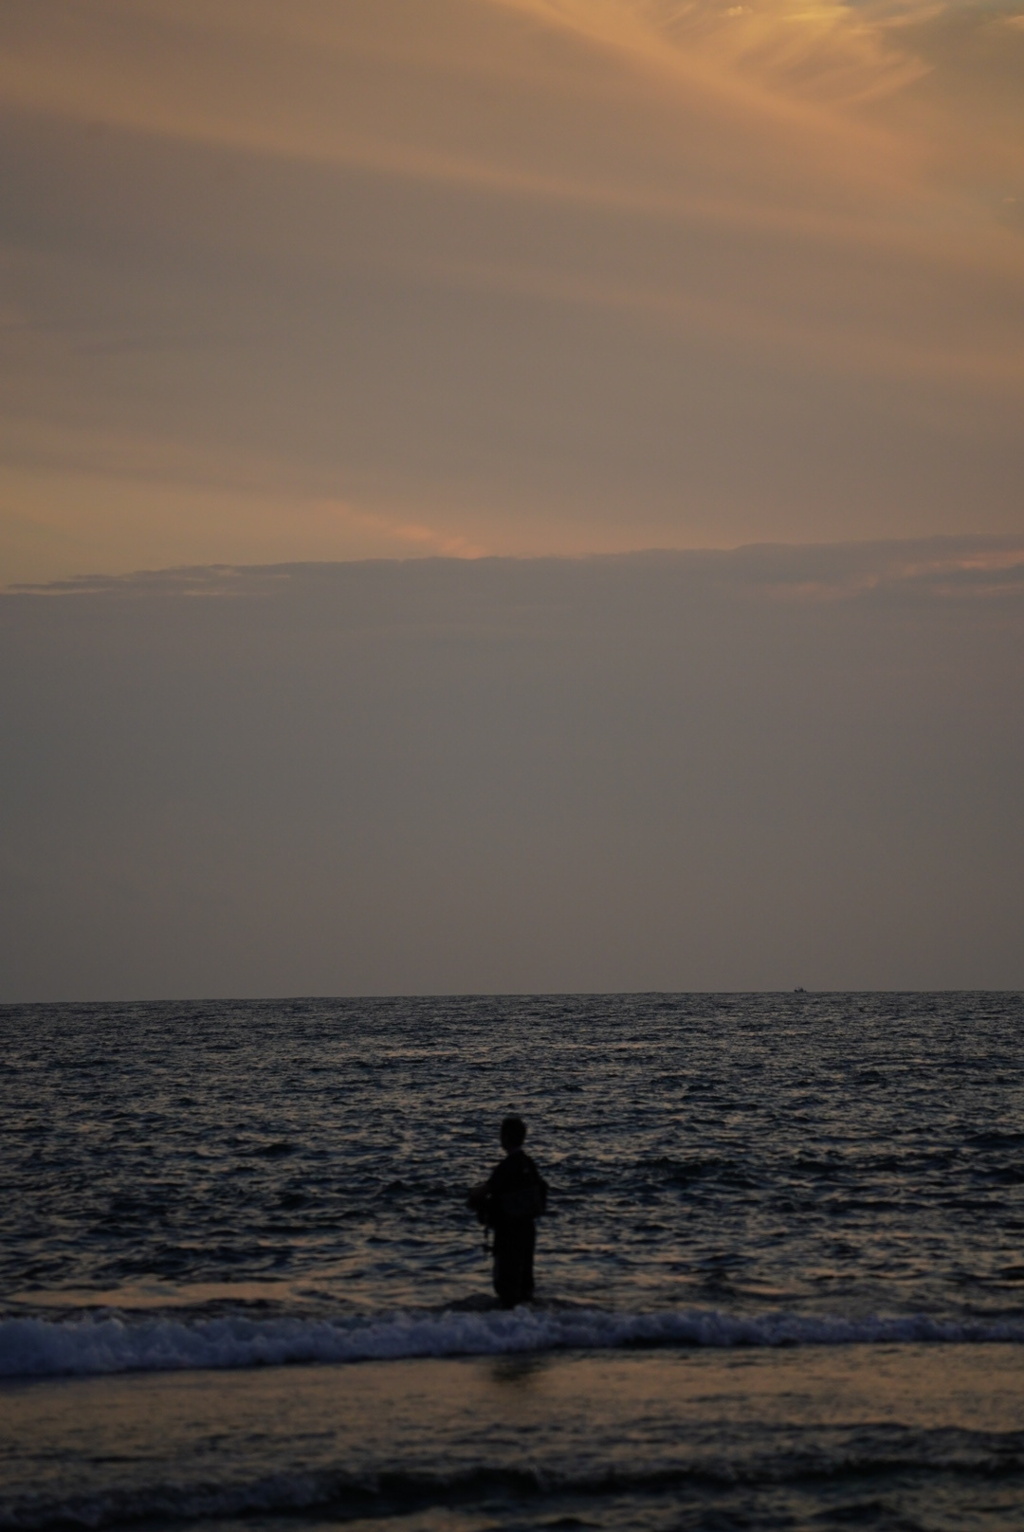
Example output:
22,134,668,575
467,1163,501,1224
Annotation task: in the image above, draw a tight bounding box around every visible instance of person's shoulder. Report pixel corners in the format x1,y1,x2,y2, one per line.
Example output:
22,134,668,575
491,1151,528,1183
517,1151,546,1183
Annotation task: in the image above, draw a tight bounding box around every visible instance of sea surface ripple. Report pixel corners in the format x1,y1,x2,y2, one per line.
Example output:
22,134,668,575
3,991,1023,1334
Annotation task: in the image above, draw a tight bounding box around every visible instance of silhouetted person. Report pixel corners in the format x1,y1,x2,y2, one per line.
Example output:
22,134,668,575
467,1115,548,1308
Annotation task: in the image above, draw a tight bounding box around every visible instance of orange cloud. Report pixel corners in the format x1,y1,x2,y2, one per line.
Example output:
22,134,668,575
0,0,1022,580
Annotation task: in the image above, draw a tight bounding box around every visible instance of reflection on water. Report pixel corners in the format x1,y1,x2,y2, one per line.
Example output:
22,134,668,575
2,1347,1023,1531
3,991,1023,1324
3,992,1024,1531
489,1351,553,1387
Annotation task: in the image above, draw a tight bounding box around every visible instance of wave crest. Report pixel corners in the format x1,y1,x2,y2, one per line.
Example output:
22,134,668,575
3,1306,1024,1380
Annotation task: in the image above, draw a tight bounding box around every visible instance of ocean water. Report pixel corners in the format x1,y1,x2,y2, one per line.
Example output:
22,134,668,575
3,992,1024,1530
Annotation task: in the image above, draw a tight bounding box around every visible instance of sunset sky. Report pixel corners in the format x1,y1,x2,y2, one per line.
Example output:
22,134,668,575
2,2,1023,998
2,0,1023,581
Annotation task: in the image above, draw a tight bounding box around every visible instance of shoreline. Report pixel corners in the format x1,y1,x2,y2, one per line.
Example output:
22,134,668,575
4,1344,1023,1530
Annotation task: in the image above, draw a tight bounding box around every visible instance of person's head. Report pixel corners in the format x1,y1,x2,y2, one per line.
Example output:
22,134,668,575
500,1115,527,1152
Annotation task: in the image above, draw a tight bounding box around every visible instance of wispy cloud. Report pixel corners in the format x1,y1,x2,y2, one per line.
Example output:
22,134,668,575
11,535,1023,603
495,0,930,107
0,0,1022,580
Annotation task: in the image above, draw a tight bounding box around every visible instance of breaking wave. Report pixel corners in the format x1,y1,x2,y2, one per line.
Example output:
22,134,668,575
3,1306,1024,1380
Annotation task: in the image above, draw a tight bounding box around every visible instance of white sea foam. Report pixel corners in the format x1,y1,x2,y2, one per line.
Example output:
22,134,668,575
2,1307,1023,1380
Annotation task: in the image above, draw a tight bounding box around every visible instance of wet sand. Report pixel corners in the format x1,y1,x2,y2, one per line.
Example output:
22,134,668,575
4,1344,1023,1530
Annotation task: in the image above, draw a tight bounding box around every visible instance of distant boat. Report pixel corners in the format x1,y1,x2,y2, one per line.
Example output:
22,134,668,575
794,986,806,992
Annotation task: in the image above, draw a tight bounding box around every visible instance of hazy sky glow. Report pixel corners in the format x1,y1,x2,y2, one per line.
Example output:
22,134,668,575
3,542,1022,999
2,4,1022,998
2,0,1023,581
